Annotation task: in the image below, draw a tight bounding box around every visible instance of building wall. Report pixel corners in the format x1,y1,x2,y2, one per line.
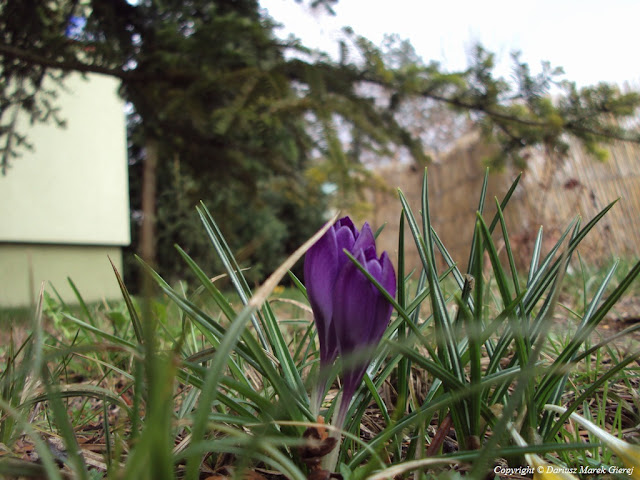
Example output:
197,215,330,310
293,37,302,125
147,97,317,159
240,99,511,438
0,244,124,307
0,72,130,307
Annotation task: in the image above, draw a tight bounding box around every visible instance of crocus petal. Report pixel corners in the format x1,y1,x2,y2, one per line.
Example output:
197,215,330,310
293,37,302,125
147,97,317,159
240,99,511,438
334,363,369,430
335,216,356,233
364,248,382,279
304,226,340,364
303,215,396,427
352,222,375,253
332,249,381,356
331,251,379,428
332,243,395,369
334,220,357,272
378,251,397,298
369,252,396,345
331,247,395,430
335,224,356,254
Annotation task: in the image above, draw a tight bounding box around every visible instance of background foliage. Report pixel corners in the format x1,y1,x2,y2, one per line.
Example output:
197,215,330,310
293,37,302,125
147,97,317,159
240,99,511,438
1,0,640,289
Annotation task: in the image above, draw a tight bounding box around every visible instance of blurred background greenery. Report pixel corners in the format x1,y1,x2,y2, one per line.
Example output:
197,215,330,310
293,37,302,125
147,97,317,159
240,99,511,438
2,0,639,293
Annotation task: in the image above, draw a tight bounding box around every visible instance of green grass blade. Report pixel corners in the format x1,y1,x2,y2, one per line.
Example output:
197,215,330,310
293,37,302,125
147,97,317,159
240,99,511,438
180,239,305,395
527,227,544,286
538,260,620,436
259,300,307,395
109,256,144,344
287,270,307,298
396,211,410,425
196,202,270,351
61,313,137,348
41,368,89,480
488,172,522,233
536,259,640,406
466,168,489,275
494,198,521,299
475,213,513,308
137,258,262,371
523,219,578,308
467,220,484,438
524,200,617,313
66,277,96,328
418,173,464,382
544,348,640,440
184,215,336,480
25,383,132,414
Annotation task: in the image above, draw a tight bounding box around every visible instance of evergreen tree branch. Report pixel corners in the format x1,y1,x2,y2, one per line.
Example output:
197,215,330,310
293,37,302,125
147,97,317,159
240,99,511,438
3,43,637,151
0,42,130,80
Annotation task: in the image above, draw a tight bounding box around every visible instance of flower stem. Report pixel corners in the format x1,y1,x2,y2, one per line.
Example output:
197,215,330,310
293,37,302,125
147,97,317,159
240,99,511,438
311,384,322,419
322,391,345,473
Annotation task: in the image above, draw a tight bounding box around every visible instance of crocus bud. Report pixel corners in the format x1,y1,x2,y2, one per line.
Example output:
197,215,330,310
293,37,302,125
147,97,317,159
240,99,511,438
304,216,396,423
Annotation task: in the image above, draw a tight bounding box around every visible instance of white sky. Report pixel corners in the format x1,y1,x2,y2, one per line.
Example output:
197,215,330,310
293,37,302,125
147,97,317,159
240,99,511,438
260,0,640,88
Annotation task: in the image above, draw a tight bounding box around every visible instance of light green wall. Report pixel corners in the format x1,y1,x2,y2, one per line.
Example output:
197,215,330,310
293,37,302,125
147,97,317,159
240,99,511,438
0,72,130,307
0,244,124,308
0,73,130,245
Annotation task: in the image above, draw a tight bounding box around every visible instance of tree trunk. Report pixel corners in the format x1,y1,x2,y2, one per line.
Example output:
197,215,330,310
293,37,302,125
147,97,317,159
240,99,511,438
140,136,158,267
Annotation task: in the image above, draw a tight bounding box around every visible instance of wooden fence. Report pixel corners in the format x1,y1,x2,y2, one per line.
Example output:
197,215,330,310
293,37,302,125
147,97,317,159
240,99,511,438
368,133,640,273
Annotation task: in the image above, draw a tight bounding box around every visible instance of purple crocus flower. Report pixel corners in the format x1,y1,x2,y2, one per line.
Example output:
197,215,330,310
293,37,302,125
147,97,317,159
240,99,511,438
304,216,396,423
